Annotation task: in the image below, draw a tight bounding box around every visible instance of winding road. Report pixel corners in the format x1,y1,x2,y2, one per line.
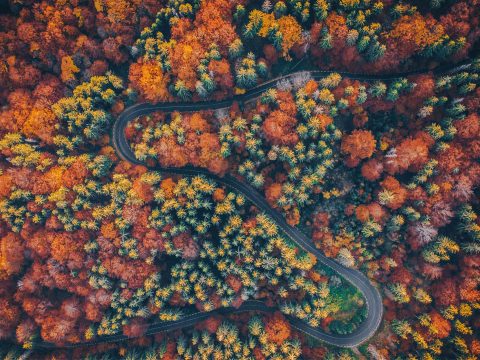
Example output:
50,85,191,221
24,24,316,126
38,60,473,350
109,82,383,349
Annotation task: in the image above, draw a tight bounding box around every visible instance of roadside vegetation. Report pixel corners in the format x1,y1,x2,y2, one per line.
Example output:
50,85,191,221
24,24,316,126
0,0,479,359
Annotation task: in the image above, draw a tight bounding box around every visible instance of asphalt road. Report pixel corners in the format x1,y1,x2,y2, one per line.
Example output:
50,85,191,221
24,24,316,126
110,101,383,349
38,61,473,350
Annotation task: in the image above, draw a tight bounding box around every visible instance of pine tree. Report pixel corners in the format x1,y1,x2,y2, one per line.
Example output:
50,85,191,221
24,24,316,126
174,80,192,101
391,319,412,339
228,39,244,59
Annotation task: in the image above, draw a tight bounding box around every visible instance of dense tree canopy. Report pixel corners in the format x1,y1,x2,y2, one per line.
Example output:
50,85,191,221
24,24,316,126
0,0,479,359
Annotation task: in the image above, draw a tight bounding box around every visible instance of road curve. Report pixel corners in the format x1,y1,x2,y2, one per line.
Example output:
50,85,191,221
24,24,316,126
110,96,383,349
38,61,473,350
107,62,473,348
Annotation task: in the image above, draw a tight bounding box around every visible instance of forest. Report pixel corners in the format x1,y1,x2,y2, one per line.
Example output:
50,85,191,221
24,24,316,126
0,0,479,359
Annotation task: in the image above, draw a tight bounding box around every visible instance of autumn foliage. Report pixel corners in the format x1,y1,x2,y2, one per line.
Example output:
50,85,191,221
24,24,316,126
0,0,479,359
341,130,376,167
